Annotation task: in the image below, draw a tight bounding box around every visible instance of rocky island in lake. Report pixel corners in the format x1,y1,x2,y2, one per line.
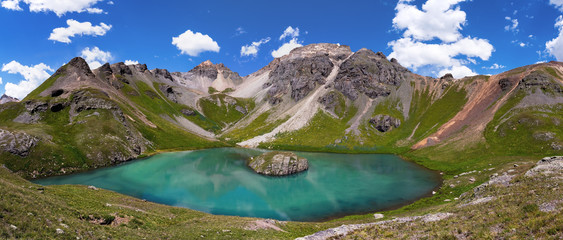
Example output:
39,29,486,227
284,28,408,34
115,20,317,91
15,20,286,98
248,151,309,176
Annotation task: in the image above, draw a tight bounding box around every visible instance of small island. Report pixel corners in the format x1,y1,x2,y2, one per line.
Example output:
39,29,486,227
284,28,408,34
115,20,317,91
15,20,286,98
248,151,309,176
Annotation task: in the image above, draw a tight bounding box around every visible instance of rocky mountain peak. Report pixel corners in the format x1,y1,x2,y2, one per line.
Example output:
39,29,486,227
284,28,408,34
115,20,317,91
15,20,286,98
200,60,214,66
0,94,19,104
283,43,352,61
56,57,95,78
333,47,410,100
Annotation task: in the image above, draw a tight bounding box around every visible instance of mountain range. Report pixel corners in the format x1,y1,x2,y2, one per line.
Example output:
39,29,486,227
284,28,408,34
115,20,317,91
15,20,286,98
0,43,561,179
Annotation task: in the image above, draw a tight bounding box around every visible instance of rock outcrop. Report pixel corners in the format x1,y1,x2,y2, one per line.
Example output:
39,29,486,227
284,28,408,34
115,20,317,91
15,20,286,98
334,49,409,100
267,55,334,104
0,129,39,157
247,151,309,176
369,115,401,132
519,71,563,93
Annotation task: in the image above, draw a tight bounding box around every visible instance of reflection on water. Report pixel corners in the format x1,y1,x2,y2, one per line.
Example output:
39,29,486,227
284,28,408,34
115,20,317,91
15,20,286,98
35,148,440,221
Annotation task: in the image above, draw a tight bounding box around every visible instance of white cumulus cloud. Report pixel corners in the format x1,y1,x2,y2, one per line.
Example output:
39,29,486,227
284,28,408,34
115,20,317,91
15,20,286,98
2,61,53,99
389,0,494,78
124,60,139,65
48,19,111,43
393,0,467,43
547,16,563,61
1,0,22,10
272,38,303,58
279,26,299,40
1,0,104,16
272,26,304,58
80,46,112,69
241,37,271,57
0,77,2,85
172,30,220,57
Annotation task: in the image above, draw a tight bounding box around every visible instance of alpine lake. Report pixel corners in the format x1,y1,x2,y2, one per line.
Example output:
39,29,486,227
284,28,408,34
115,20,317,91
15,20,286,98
35,148,441,221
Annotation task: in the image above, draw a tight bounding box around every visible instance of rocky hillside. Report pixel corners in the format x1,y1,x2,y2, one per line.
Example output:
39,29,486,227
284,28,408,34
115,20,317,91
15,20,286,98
0,43,562,178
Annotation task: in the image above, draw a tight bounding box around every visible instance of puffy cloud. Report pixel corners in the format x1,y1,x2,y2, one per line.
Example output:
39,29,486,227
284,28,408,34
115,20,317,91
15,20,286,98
2,61,53,99
389,0,493,78
1,0,22,10
80,46,112,69
0,77,2,84
279,26,299,40
124,60,139,65
393,0,467,43
272,38,303,58
172,30,220,57
504,17,519,32
48,19,111,43
438,65,476,79
547,16,563,61
240,37,270,57
551,0,563,12
388,37,493,70
1,0,104,16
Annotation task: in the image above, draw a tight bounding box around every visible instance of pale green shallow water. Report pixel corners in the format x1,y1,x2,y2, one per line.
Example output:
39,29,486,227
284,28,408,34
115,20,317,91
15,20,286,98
35,148,440,221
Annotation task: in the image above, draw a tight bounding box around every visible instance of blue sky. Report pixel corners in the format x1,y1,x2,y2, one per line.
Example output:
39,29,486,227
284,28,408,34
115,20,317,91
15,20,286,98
1,0,563,99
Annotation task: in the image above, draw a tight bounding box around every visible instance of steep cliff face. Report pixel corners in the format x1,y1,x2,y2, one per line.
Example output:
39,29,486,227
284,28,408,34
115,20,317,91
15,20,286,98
333,49,409,100
264,44,352,104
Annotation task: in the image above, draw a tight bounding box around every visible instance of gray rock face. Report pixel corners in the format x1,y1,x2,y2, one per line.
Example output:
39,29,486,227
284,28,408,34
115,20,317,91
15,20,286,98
334,49,409,100
318,91,343,116
519,71,563,93
70,90,117,114
110,62,133,76
59,57,95,78
369,114,401,132
248,151,309,176
498,78,514,91
0,129,39,157
159,85,179,103
152,68,174,81
267,55,334,104
13,101,48,124
189,60,219,79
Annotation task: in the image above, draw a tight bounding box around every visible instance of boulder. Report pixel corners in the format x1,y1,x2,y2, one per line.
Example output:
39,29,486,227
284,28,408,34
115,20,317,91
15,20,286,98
0,129,39,157
181,109,196,116
248,151,309,176
369,115,401,132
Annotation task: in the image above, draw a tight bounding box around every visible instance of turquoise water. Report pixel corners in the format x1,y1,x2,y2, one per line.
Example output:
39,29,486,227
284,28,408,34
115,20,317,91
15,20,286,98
35,148,440,221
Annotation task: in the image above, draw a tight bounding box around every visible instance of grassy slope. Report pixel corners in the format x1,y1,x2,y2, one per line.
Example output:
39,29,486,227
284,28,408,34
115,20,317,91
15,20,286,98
221,111,290,143
198,93,255,129
343,160,563,239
